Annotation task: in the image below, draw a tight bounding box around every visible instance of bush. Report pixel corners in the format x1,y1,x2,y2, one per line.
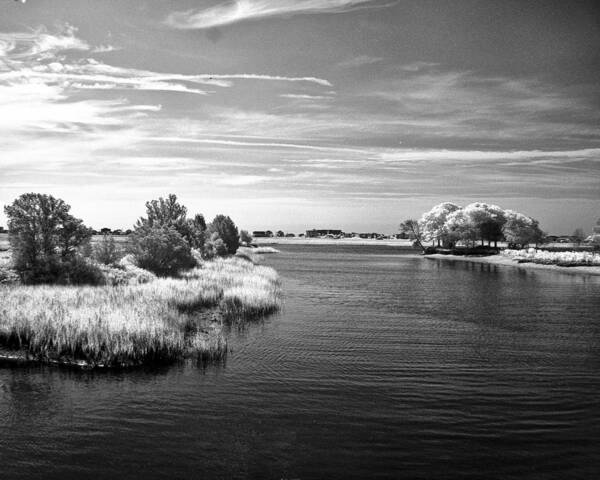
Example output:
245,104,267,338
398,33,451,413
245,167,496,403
94,234,122,265
240,229,252,246
130,225,196,276
15,255,105,286
60,256,106,285
208,215,239,255
0,263,20,285
203,232,229,259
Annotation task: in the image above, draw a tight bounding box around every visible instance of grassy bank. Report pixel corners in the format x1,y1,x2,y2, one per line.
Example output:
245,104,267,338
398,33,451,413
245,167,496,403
0,257,281,368
424,252,600,276
503,248,600,266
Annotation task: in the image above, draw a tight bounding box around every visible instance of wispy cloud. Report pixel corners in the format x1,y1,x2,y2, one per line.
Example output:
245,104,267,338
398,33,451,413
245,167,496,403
337,55,383,68
91,44,121,53
0,24,332,107
0,24,88,60
280,93,335,100
362,64,600,148
165,0,394,29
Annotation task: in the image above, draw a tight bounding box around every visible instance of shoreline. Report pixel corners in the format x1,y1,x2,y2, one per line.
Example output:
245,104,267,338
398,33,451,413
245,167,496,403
254,237,417,247
424,253,600,276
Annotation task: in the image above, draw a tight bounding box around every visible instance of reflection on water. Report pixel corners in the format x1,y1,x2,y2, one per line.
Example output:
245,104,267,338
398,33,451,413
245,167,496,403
1,244,599,479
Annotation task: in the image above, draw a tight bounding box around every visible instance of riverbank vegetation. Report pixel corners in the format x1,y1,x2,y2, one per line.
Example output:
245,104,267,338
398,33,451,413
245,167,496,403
503,248,600,267
403,201,599,269
0,193,281,368
249,246,280,254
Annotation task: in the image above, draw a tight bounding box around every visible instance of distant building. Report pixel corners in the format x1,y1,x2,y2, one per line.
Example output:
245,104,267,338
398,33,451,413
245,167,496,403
306,229,343,238
357,232,383,239
253,231,273,238
0,226,5,233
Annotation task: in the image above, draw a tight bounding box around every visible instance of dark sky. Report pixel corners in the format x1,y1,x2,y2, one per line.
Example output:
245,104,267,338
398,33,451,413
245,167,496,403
1,0,599,233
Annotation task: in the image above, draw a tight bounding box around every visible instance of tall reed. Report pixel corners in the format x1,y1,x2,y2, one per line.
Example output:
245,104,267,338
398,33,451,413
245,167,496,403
0,257,281,367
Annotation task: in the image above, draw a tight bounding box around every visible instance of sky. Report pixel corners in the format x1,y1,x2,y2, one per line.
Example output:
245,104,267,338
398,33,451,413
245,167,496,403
0,0,599,234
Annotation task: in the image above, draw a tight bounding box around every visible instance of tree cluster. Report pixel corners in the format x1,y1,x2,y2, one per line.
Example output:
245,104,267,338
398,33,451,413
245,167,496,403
4,193,95,284
402,202,544,251
4,192,245,283
130,194,241,275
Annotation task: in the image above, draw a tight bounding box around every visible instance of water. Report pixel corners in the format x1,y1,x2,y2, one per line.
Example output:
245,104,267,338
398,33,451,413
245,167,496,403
1,244,599,479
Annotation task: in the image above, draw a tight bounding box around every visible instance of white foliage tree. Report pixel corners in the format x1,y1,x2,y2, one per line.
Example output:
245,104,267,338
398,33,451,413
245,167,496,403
445,209,479,247
419,202,461,247
503,210,543,247
460,202,506,247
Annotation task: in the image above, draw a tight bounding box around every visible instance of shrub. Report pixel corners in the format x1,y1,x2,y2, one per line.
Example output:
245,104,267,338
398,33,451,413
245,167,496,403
130,225,196,276
240,229,252,246
93,234,122,265
203,232,228,259
0,263,20,285
59,255,106,285
208,215,239,255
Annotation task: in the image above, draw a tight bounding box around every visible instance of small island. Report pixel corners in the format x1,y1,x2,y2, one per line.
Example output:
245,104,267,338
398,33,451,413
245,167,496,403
401,202,600,275
0,193,281,369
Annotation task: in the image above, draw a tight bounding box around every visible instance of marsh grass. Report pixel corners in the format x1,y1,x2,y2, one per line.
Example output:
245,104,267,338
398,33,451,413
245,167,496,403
183,257,282,322
503,248,600,266
0,257,281,368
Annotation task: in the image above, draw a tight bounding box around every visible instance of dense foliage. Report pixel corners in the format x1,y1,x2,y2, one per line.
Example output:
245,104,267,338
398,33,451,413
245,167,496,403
131,224,196,276
403,202,544,251
239,229,253,245
207,214,239,255
4,192,245,282
93,234,121,265
3,193,94,284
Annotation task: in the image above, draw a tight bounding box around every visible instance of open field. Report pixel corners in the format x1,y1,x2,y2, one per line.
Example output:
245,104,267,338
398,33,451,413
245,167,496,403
0,247,281,368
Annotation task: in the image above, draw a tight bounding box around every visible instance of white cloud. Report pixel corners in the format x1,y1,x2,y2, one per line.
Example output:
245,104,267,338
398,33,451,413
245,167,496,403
0,25,333,112
0,24,89,61
165,0,393,29
280,93,334,100
377,148,600,164
92,44,121,53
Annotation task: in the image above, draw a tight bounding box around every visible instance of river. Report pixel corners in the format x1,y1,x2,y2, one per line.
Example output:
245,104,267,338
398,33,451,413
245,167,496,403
1,244,599,479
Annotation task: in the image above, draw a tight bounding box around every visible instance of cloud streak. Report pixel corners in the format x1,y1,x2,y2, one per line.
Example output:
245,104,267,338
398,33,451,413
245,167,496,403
165,0,393,29
0,25,332,105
